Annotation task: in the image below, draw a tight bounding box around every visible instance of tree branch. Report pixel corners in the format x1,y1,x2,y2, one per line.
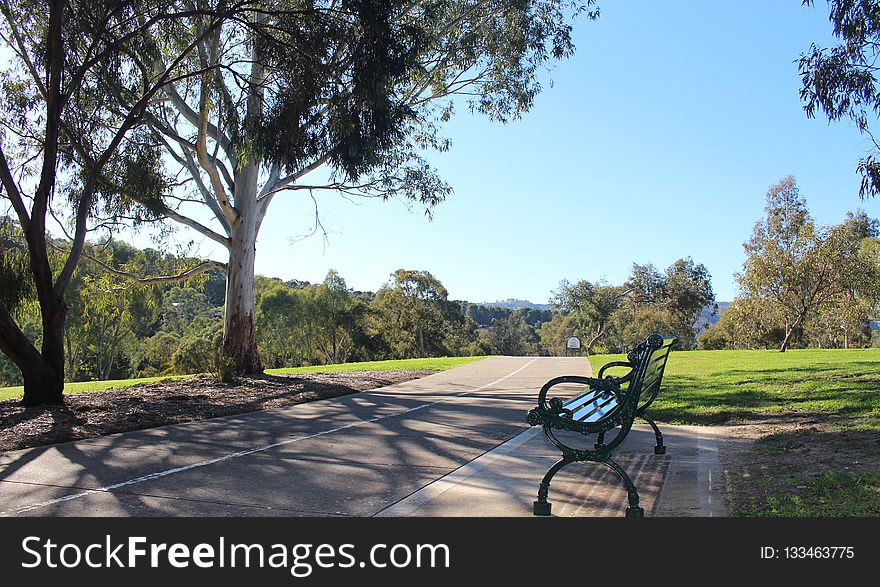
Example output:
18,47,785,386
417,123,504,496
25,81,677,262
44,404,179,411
195,24,239,228
163,207,231,249
151,127,232,235
0,143,30,230
145,111,235,193
84,253,226,290
163,82,237,169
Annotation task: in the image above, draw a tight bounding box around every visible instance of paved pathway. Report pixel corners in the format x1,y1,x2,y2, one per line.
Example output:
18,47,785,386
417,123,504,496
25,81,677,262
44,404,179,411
0,357,727,517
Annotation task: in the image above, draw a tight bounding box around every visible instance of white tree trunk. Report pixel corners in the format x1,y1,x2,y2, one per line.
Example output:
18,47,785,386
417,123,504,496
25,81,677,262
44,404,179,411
221,159,263,373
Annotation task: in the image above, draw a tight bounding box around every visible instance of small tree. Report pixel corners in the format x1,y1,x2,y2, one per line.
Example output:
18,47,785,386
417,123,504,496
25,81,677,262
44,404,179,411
256,282,311,367
309,271,364,365
551,279,628,354
538,312,578,356
489,309,537,356
616,259,714,350
811,212,880,347
737,177,880,351
370,269,463,358
737,177,820,351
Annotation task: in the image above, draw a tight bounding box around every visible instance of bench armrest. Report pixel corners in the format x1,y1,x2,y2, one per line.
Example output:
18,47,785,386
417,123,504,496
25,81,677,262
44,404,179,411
527,375,622,425
597,361,635,384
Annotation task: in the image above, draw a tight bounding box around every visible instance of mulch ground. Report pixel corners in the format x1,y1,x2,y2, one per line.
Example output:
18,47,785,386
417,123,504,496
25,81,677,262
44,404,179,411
0,370,436,453
717,416,880,515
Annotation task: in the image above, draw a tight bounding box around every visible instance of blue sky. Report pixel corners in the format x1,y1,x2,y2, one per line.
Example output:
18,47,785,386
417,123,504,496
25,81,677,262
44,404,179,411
147,1,880,304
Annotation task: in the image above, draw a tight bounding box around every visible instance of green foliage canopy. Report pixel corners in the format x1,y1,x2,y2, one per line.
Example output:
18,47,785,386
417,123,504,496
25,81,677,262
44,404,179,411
800,0,880,198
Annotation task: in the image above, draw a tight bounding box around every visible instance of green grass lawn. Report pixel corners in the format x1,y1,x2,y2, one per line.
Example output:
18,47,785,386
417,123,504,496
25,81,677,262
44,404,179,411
267,356,486,375
749,472,880,517
590,348,880,516
0,356,486,402
589,348,880,431
0,374,190,402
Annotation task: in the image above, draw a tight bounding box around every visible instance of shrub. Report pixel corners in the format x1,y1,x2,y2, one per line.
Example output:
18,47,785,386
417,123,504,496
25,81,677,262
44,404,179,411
171,336,216,374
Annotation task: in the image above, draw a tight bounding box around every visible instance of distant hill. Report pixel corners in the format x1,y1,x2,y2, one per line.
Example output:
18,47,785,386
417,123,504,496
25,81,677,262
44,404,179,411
480,298,551,311
694,302,730,331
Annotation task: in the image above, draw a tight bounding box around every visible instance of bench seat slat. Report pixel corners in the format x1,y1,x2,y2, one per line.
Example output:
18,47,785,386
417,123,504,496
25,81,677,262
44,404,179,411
570,392,618,422
561,387,605,412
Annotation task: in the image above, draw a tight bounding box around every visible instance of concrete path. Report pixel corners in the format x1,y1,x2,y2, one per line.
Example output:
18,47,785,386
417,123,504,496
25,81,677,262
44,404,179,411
0,357,727,517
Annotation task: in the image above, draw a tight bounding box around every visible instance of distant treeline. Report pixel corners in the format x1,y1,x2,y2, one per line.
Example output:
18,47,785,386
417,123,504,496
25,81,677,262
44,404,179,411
0,236,719,386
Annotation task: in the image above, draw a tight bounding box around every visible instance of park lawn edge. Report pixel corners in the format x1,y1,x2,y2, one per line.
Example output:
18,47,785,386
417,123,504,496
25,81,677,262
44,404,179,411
0,375,190,402
267,356,486,375
0,356,487,402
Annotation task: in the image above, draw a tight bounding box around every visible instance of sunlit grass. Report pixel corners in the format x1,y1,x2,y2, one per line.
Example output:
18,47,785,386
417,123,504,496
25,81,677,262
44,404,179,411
0,356,487,402
740,472,880,517
0,375,188,402
267,356,486,375
589,348,880,431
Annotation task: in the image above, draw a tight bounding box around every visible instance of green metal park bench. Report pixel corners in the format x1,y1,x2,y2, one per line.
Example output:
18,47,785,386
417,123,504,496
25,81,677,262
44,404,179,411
525,333,678,517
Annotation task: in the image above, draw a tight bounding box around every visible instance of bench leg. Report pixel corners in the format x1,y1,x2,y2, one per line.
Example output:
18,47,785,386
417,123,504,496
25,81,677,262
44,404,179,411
640,412,666,455
598,455,644,517
533,455,576,516
594,432,606,451
535,454,646,517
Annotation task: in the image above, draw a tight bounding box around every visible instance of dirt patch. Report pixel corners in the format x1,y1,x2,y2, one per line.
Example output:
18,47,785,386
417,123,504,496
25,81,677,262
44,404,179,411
0,370,436,453
717,417,880,515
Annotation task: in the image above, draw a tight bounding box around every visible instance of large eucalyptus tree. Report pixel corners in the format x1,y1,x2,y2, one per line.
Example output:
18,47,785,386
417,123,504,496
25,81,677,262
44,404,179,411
109,0,599,373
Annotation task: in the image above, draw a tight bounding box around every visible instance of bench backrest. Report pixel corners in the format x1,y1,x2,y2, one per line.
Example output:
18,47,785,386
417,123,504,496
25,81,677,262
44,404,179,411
621,334,676,412
627,334,678,411
527,334,677,438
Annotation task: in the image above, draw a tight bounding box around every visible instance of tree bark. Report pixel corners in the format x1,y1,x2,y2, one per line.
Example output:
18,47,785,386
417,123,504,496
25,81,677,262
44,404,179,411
585,323,607,355
779,313,806,352
0,299,65,406
40,296,67,401
222,228,262,373
779,326,792,352
221,160,263,374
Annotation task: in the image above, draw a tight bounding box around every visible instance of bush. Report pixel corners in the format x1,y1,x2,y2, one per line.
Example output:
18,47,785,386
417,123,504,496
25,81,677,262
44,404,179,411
698,323,729,350
143,331,180,373
214,353,237,383
171,336,216,374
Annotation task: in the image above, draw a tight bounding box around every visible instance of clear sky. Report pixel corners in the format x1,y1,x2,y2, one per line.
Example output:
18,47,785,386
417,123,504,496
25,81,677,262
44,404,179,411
134,1,880,304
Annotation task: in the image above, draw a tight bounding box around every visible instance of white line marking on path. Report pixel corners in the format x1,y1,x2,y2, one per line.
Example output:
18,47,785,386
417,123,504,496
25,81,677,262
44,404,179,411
2,358,538,516
468,357,537,392
374,426,542,517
